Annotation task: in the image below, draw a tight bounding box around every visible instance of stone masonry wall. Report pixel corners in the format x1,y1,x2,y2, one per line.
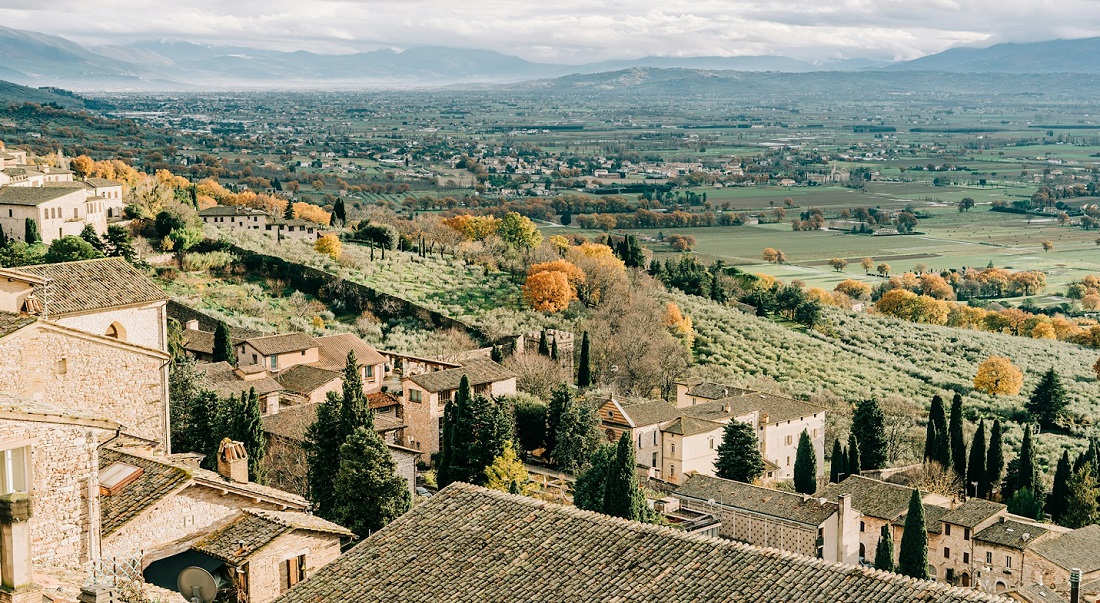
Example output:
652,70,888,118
55,302,167,353
245,531,342,603
0,325,168,446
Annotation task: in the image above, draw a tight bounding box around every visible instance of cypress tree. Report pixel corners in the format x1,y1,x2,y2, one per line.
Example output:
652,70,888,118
1061,463,1100,529
874,524,895,572
714,421,765,483
24,218,40,244
550,338,559,361
186,390,223,469
1047,450,1072,523
337,350,370,437
332,198,347,226
847,432,861,478
573,444,614,512
465,392,512,485
437,375,472,487
949,393,967,480
1026,368,1068,430
577,331,592,388
0,225,8,249
1017,424,1038,495
923,415,937,464
305,391,342,518
284,201,295,220
927,394,951,468
538,330,550,356
794,430,817,494
830,438,845,484
551,399,601,475
967,420,987,499
545,384,571,461
987,420,1005,499
332,426,412,536
603,432,647,521
851,399,887,470
229,387,266,482
898,489,929,580
490,345,503,363
212,321,236,365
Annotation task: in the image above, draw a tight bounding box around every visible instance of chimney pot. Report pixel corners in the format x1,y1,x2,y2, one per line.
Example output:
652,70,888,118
1071,568,1081,603
216,439,249,483
0,493,40,597
185,319,199,331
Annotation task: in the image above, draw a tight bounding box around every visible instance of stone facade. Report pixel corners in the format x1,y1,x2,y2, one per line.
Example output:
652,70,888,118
0,187,107,244
403,377,516,455
243,530,342,603
53,302,168,353
0,322,170,449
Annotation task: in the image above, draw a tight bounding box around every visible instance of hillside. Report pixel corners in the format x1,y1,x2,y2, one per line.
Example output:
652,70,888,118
886,36,1100,73
0,79,90,109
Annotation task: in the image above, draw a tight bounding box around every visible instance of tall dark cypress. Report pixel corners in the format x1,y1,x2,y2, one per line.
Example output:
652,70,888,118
1017,424,1037,495
333,198,347,226
793,430,817,494
847,432,861,478
967,420,988,499
550,338,559,361
898,489,929,579
437,375,473,488
949,393,967,480
602,432,646,521
923,416,938,464
577,331,592,388
24,217,40,244
874,524,895,572
987,420,1005,499
538,330,550,356
830,438,845,484
212,320,236,365
1048,450,1072,523
928,395,950,468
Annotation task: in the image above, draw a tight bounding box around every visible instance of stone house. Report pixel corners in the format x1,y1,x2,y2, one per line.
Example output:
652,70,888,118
199,205,270,230
974,518,1056,594
0,257,171,353
237,333,386,393
401,359,517,454
81,177,125,219
0,185,107,244
936,498,1009,588
265,218,324,241
672,473,860,565
239,333,321,372
198,361,285,416
1027,525,1100,598
595,395,680,473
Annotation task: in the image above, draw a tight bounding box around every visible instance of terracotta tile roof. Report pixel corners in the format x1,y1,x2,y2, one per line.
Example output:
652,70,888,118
243,332,317,356
167,301,267,339
262,403,404,443
685,381,753,400
99,448,191,536
191,467,309,509
196,361,284,398
368,391,400,410
675,474,838,526
272,483,1012,603
661,415,723,436
0,185,77,206
893,503,948,535
181,329,214,354
941,498,1006,528
199,205,268,217
817,475,916,521
0,312,34,338
13,258,168,315
311,333,386,371
407,359,515,393
276,364,340,395
193,509,349,565
617,398,681,427
1030,525,1100,572
975,519,1049,550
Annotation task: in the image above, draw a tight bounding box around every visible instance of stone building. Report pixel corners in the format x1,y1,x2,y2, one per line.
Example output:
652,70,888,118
199,206,326,241
937,498,1010,588
1027,525,1100,597
236,332,386,393
974,518,1056,594
401,359,516,454
0,185,108,244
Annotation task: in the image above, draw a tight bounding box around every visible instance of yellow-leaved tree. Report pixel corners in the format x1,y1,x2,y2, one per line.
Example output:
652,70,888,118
485,441,533,495
314,233,342,260
523,270,573,313
973,356,1023,396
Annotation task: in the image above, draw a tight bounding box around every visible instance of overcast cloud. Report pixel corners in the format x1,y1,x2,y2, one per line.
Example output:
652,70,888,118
2,0,1099,63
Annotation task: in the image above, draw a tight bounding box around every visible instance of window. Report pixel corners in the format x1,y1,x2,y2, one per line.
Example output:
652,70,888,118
963,552,969,564
638,434,643,449
945,524,951,536
860,521,865,532
944,547,950,559
608,410,613,418
668,465,675,478
812,428,818,438
1,446,30,495
653,432,657,445
670,443,675,454
785,435,792,446
651,453,657,468
708,437,714,450
279,554,307,592
409,389,422,403
269,355,278,370
366,364,374,378
786,456,790,466
964,528,970,541
252,354,258,364
1005,556,1011,569
985,552,992,565
55,358,67,376
301,350,306,356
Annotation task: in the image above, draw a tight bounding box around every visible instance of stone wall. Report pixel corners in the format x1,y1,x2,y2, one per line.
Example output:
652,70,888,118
244,530,342,603
1,419,105,570
677,497,819,557
55,302,167,353
0,324,169,448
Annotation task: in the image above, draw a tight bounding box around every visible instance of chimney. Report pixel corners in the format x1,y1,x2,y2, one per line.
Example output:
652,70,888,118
185,319,199,331
1070,568,1081,603
217,439,249,483
0,493,43,603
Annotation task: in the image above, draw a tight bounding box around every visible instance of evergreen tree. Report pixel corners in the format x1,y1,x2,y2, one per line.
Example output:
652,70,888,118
1006,488,1043,520
577,332,592,388
485,441,530,494
79,224,105,253
1026,368,1068,429
437,375,473,487
1061,463,1100,528
923,413,937,464
573,444,614,512
228,388,266,482
830,439,845,484
550,338,559,361
212,321,236,365
898,489,929,580
967,420,988,499
847,432,862,478
24,218,40,245
794,430,817,494
545,384,571,460
184,390,223,469
551,399,601,475
464,392,512,484
603,432,647,521
284,201,295,220
1017,424,1038,495
0,225,8,249
337,350,370,437
987,420,1005,499
538,330,550,355
104,225,136,262
332,198,347,226
332,426,412,536
1047,450,1072,523
874,524,895,572
948,393,967,480
926,395,950,468
714,421,765,483
851,399,887,470
305,392,342,517
490,345,504,363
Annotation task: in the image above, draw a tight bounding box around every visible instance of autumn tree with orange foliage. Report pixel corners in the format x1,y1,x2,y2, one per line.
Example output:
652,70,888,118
442,214,501,241
529,259,585,290
565,243,626,306
835,279,872,299
523,270,574,313
314,233,342,260
662,302,695,349
973,356,1023,396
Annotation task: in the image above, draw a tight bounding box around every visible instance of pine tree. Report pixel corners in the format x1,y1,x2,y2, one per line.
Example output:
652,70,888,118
229,388,266,482
1061,463,1100,528
332,426,412,536
898,489,929,580
967,420,987,499
538,330,550,355
1017,424,1038,495
874,524,895,572
847,432,861,478
284,202,295,220
212,321,236,365
577,332,592,388
603,432,647,521
851,399,887,470
305,392,342,518
987,420,1004,499
24,218,40,245
830,438,845,484
104,225,136,262
332,198,347,226
1047,450,1072,523
79,224,105,253
714,421,765,483
437,375,472,487
1026,368,1068,429
573,444,614,512
794,430,817,494
948,393,967,480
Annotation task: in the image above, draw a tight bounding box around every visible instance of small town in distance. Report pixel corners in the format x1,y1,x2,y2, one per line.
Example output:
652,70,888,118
3,4,1100,602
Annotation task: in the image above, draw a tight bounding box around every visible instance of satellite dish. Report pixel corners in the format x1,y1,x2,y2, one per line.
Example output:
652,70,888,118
177,566,218,603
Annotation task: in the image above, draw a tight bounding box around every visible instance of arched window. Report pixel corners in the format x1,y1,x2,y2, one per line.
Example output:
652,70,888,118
995,581,1006,593
960,573,970,588
105,322,126,341
859,543,866,561
605,429,616,442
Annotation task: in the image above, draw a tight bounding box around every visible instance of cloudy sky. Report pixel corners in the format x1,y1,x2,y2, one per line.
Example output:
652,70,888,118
2,0,1099,63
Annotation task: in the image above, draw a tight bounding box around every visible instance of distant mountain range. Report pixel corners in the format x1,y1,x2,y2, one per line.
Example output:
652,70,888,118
2,24,1100,90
